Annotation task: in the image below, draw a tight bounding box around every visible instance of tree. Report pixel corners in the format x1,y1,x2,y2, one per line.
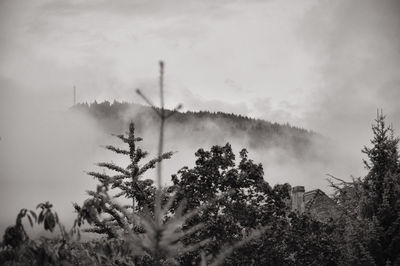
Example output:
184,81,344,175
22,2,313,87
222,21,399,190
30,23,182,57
330,111,400,266
169,143,292,264
361,111,400,219
73,122,215,265
74,122,173,237
360,111,400,265
284,213,338,266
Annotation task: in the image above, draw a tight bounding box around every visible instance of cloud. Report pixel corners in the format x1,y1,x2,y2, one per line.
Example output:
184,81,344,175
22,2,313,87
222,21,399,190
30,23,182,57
297,0,400,178
0,0,316,112
0,85,111,236
177,88,251,115
2,0,399,236
251,97,303,126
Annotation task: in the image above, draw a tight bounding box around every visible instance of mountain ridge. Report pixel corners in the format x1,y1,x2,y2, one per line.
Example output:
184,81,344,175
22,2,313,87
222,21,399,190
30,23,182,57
71,100,325,161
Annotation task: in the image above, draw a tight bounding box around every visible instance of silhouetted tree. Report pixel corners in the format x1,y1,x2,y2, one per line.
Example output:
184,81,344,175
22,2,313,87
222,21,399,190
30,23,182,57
74,122,173,237
360,111,400,265
170,143,288,264
330,111,400,266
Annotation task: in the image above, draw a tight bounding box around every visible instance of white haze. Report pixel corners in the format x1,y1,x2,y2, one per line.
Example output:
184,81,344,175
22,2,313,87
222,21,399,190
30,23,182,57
1,0,400,237
0,87,107,236
0,92,345,236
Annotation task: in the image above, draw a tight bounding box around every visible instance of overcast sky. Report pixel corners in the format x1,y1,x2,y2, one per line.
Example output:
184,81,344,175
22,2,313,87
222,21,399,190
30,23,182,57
0,0,400,231
1,0,399,128
1,0,399,132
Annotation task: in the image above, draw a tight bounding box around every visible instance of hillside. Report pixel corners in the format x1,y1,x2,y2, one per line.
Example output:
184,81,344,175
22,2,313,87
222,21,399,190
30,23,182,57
71,100,324,160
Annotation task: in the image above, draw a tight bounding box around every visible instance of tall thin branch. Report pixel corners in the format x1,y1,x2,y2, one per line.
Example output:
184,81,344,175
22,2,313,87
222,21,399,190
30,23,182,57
136,61,182,189
158,61,165,190
136,61,182,221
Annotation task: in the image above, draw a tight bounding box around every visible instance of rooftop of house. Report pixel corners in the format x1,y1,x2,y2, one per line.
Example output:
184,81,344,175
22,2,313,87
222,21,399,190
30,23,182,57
304,189,328,206
291,187,338,221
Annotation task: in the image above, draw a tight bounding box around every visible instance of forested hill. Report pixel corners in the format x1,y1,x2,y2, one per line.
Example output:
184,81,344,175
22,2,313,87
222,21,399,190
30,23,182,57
71,101,324,160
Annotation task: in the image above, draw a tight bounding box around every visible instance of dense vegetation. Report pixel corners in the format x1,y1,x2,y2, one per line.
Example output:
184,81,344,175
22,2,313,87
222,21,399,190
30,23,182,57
71,101,321,159
1,111,399,265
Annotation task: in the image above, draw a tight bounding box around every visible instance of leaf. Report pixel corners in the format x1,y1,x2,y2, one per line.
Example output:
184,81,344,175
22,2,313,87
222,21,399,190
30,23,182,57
16,209,27,225
38,211,44,224
29,210,37,221
44,213,56,232
55,212,59,224
27,214,34,227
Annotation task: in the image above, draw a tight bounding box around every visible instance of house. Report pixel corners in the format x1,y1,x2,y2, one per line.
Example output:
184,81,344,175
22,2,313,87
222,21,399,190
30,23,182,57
291,186,337,221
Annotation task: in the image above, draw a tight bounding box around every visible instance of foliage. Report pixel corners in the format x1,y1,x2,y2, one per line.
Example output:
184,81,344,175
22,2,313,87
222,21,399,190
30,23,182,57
37,201,58,233
72,122,271,265
3,111,400,265
284,213,338,266
1,60,338,265
0,202,84,265
0,129,339,265
72,100,319,158
2,208,35,248
359,112,400,265
329,112,400,266
169,143,339,265
361,111,400,220
74,122,173,238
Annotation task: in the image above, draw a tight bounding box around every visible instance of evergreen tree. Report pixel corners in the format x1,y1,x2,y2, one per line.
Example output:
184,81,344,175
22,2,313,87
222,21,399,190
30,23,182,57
331,111,400,265
360,111,400,265
74,122,173,237
361,111,400,220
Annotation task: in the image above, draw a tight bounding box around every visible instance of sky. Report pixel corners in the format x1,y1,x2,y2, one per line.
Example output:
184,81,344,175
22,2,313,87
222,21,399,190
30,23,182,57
1,0,399,126
0,0,400,234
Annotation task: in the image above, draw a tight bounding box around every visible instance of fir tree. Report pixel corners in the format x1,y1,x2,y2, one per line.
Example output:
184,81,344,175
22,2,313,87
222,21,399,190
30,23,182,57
361,110,400,219
328,111,400,265
360,111,400,265
74,122,173,237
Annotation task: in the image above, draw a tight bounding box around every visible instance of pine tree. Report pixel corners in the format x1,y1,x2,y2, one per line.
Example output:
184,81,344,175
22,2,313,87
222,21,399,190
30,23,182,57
74,122,173,237
361,111,399,219
360,111,400,265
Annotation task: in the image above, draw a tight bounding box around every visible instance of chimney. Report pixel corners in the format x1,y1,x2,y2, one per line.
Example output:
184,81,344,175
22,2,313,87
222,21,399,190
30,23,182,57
291,186,305,214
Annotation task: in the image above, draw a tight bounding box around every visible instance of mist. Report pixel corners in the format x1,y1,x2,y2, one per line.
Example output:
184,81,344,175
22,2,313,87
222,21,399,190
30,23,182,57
94,102,345,191
1,0,400,239
0,87,108,236
299,0,400,182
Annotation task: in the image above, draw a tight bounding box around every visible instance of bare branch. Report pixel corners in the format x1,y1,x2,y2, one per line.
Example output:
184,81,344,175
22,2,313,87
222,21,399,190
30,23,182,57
165,104,183,120
136,89,162,117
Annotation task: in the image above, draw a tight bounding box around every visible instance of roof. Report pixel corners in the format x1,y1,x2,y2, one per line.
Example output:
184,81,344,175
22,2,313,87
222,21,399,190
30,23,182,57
304,189,326,207
304,189,337,221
